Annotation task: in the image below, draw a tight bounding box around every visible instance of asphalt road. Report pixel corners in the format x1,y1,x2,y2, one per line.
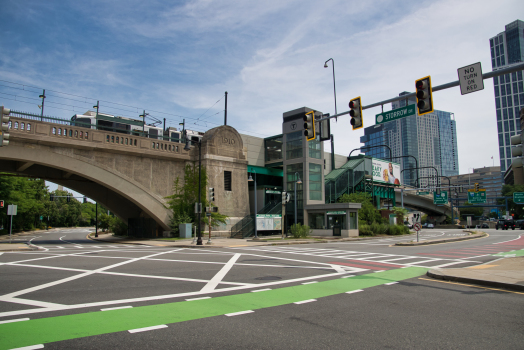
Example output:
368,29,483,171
0,228,523,349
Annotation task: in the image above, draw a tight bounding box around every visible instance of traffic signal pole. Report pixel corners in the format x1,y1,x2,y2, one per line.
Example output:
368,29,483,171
314,62,524,125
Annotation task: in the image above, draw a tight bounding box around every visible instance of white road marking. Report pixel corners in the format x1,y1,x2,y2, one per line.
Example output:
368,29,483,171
10,345,44,350
301,281,318,285
0,249,184,299
385,282,398,285
185,297,211,301
200,253,242,293
294,299,316,304
0,317,29,324
225,310,254,317
251,288,272,292
2,298,65,309
346,290,364,294
341,275,355,278
128,325,168,333
101,306,133,311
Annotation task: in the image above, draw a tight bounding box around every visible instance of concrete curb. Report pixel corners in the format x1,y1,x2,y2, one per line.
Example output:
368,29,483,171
394,232,487,246
426,269,524,292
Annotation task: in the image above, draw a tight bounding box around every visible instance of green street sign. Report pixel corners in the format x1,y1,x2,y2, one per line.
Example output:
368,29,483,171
417,191,431,195
468,190,487,204
376,104,416,125
433,191,448,204
327,211,346,215
265,190,281,194
513,192,524,204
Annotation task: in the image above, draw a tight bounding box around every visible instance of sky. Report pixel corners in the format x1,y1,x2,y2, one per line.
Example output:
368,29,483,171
1,0,523,196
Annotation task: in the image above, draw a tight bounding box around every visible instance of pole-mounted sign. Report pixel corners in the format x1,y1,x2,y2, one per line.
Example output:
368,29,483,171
457,62,484,95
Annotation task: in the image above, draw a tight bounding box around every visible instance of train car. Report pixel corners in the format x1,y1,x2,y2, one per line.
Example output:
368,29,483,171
164,127,182,142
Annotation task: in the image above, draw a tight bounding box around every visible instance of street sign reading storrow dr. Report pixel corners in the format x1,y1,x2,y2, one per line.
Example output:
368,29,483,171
513,192,524,203
376,104,416,125
433,191,448,204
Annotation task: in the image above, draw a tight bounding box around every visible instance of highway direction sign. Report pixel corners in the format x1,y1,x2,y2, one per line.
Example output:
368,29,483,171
375,104,416,125
457,62,484,95
433,191,448,204
513,192,524,204
468,189,487,204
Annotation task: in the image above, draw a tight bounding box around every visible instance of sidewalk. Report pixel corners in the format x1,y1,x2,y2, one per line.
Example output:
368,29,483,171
427,255,524,292
87,233,395,248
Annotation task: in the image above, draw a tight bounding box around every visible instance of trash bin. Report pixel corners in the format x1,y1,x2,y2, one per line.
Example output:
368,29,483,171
179,223,193,238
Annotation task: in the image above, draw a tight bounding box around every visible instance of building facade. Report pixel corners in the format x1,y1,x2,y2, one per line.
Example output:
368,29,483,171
360,92,459,188
490,19,524,173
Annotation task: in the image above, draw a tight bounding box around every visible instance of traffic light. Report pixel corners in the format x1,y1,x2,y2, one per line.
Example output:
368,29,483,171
83,196,87,204
67,195,71,203
474,183,479,192
50,194,54,201
415,76,434,115
303,111,316,141
0,200,4,208
349,97,363,130
0,106,11,147
209,187,215,202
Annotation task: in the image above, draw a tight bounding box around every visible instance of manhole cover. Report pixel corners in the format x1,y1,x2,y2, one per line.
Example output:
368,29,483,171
255,276,282,281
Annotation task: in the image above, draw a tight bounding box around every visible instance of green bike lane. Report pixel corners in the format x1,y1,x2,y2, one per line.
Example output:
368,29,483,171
0,267,427,349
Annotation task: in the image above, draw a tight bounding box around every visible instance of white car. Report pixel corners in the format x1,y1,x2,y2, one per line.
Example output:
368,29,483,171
427,223,434,228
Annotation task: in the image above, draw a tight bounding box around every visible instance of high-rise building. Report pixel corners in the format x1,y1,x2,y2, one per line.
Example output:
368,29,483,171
360,92,459,188
490,19,524,174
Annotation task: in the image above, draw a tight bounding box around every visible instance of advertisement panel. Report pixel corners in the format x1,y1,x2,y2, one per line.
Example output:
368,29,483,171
371,159,401,185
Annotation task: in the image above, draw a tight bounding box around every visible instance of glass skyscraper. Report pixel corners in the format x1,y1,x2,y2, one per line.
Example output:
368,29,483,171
360,92,459,188
490,19,524,173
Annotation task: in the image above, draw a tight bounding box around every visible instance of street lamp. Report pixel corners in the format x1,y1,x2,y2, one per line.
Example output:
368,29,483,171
38,89,46,121
324,58,337,120
248,173,258,239
294,172,302,226
184,139,203,245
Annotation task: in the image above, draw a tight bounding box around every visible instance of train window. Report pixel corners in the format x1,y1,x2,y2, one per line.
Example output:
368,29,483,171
224,171,232,191
52,127,56,135
27,123,31,131
21,122,25,130
58,128,62,136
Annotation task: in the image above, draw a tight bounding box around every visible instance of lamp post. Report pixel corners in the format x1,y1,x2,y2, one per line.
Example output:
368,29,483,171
184,139,203,245
248,173,257,239
324,58,337,120
39,89,46,121
294,172,302,226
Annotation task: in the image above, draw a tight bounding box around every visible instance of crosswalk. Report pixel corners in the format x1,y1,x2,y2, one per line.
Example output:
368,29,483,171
421,235,524,259
234,246,478,269
33,244,150,250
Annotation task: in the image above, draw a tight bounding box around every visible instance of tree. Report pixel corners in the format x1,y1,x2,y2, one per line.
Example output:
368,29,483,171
391,207,408,225
165,163,228,235
460,203,484,220
338,192,382,225
501,184,524,219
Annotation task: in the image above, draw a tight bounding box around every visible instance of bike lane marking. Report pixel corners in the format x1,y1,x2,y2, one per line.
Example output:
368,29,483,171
0,267,427,350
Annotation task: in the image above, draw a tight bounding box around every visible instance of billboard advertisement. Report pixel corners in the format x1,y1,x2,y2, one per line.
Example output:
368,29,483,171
372,158,401,185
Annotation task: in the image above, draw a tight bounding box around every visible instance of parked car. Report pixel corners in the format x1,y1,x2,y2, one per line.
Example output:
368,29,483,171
427,223,434,229
481,223,489,228
422,223,428,228
496,220,515,230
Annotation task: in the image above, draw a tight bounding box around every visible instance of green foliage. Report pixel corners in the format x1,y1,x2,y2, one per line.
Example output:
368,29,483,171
460,203,484,219
289,223,311,238
358,223,408,236
501,184,524,219
165,163,228,234
338,192,382,225
392,207,408,225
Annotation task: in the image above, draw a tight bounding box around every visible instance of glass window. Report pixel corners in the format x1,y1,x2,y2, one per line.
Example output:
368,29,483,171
506,83,511,94
490,38,494,47
497,109,501,121
286,163,303,222
327,215,346,230
510,120,515,131
495,37,499,45
264,135,283,162
507,96,512,107
518,71,522,81
502,98,507,108
506,147,511,158
497,57,500,66
308,136,321,159
509,108,514,119
499,133,504,145
498,35,503,44
506,74,510,82
496,46,500,56
308,213,325,229
285,131,303,160
349,212,357,229
514,82,518,94
501,85,506,95
492,60,495,68
224,171,232,191
496,98,500,109
494,86,499,97
497,121,502,133
309,163,322,201
521,94,524,105
501,56,505,65
518,81,523,93
500,147,505,158
491,48,495,58
512,72,517,81
494,76,499,85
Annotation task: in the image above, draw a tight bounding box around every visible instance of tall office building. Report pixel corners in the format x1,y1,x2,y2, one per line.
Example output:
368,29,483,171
490,20,524,174
360,92,459,188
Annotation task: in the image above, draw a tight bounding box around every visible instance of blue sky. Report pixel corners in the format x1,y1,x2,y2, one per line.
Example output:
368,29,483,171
1,0,523,196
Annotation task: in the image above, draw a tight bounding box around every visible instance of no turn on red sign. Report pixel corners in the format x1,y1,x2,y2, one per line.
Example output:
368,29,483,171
458,62,484,95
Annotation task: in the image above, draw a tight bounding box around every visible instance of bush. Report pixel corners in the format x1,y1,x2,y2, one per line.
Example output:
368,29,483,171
289,223,311,238
359,224,375,236
169,211,193,236
110,218,128,236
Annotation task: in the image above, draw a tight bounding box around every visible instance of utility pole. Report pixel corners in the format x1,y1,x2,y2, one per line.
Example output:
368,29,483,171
224,91,228,125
